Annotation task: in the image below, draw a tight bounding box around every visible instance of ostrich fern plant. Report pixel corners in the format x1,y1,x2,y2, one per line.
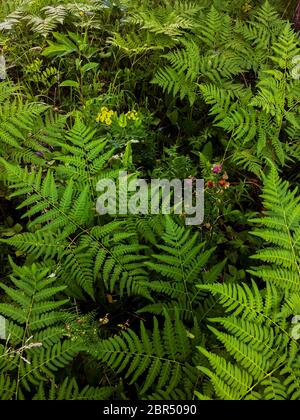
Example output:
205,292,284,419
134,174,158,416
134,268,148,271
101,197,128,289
0,261,80,400
197,167,300,400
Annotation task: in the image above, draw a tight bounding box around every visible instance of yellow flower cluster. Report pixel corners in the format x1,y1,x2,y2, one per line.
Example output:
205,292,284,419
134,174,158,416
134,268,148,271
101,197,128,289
126,110,139,121
96,107,115,125
96,107,140,127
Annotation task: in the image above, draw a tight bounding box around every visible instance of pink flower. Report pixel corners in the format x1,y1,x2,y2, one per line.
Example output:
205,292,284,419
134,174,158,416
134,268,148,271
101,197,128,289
212,164,223,174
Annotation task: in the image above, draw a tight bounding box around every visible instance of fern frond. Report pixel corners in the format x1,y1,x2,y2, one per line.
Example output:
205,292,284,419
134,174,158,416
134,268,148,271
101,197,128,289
33,377,113,400
91,311,195,397
250,167,300,292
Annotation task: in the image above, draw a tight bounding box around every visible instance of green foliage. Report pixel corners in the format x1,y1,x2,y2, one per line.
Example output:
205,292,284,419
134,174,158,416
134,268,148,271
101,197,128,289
33,377,113,400
0,261,81,399
91,311,197,397
197,168,300,400
0,83,46,156
151,3,300,173
141,216,221,320
250,167,300,292
0,0,299,402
